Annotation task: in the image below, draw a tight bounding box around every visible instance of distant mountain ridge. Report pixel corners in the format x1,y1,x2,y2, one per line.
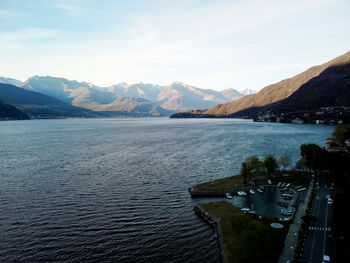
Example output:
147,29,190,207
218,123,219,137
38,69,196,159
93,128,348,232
16,76,245,114
172,50,350,118
0,83,105,118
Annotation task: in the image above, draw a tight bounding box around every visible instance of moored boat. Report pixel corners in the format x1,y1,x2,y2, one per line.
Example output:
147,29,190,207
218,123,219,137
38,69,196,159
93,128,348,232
297,187,306,192
237,191,247,196
226,193,232,199
282,193,293,200
249,189,255,195
277,201,289,208
280,209,292,216
256,188,264,194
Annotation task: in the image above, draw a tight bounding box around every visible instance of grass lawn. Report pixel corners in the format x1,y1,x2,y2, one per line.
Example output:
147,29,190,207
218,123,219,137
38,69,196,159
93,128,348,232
200,201,289,263
193,175,244,191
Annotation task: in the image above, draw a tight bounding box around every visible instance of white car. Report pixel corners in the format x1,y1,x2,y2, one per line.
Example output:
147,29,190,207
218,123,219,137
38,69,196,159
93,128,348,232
322,255,330,262
327,197,334,205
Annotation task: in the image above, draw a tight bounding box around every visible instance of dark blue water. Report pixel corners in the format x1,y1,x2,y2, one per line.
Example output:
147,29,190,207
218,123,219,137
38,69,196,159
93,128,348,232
0,118,333,262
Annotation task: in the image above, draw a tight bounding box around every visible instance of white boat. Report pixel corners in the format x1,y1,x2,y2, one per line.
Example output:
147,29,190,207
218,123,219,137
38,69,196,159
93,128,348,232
241,207,250,212
277,182,282,187
286,183,291,188
237,191,247,196
268,179,272,185
226,193,232,199
297,188,306,192
249,189,255,195
256,188,264,194
282,193,293,200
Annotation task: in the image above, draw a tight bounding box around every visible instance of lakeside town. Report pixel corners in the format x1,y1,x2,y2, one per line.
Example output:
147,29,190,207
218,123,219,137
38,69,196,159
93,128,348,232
254,106,350,125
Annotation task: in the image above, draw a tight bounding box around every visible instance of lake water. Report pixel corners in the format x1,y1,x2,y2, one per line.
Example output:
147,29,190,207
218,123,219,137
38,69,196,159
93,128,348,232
0,118,333,262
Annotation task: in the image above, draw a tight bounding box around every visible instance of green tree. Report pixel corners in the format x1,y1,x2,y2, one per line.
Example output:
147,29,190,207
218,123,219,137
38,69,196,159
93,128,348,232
241,162,250,185
300,144,327,174
245,155,263,176
332,124,350,145
263,155,279,178
279,154,292,170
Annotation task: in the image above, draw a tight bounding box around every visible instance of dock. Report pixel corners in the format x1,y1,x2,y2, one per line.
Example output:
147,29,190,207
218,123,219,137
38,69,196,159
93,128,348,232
193,205,224,263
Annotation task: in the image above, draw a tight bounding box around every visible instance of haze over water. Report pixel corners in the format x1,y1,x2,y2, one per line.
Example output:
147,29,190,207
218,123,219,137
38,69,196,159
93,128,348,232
0,118,333,262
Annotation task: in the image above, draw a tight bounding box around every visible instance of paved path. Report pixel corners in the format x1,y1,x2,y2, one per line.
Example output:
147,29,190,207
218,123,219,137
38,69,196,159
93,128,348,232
278,180,313,263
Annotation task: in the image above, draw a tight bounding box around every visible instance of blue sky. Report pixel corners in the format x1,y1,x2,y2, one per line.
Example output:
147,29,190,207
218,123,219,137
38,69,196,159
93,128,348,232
1,0,350,91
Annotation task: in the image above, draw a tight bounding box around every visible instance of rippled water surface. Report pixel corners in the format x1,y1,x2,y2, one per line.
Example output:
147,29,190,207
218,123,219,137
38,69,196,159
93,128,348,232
0,118,333,262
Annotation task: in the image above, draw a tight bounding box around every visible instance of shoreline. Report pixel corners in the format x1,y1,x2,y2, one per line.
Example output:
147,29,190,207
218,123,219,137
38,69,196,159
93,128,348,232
193,205,225,263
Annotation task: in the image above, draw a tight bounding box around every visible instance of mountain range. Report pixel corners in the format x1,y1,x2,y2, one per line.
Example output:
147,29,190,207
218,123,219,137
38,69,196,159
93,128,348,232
3,49,350,121
19,77,245,111
171,50,350,118
0,75,249,119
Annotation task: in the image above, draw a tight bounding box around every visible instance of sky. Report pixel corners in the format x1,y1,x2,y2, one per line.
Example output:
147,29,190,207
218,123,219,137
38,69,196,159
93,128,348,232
0,0,350,92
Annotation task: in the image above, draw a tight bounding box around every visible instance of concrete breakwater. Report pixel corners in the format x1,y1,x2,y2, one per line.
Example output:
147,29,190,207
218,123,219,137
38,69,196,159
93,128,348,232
189,188,227,197
193,205,224,263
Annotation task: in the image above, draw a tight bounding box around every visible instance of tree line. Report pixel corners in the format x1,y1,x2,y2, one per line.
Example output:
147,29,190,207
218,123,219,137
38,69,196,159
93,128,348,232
241,124,350,186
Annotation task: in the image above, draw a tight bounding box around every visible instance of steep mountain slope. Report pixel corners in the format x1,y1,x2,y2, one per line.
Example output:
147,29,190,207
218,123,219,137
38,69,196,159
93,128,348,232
0,101,29,120
275,59,350,111
0,83,104,118
176,50,350,117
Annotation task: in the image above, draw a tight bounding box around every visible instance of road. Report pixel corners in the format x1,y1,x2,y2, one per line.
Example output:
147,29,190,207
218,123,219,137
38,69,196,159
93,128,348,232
278,182,312,263
301,179,335,263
